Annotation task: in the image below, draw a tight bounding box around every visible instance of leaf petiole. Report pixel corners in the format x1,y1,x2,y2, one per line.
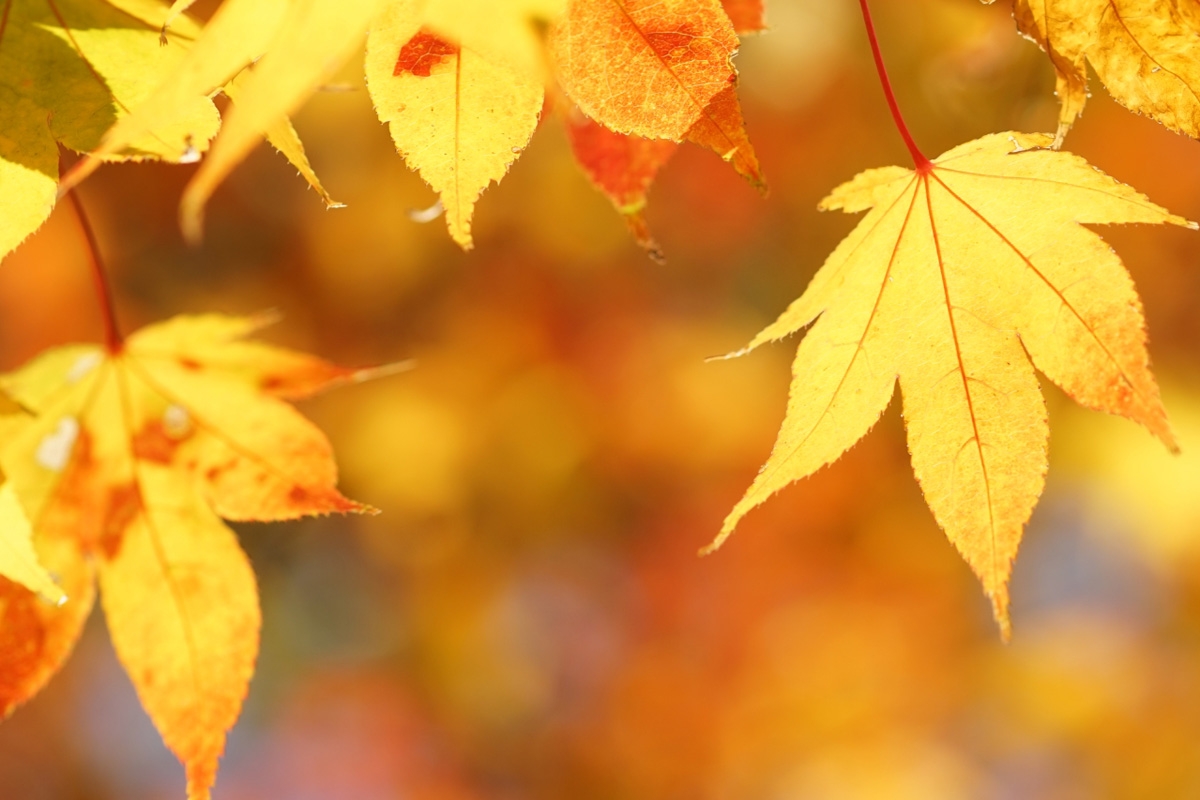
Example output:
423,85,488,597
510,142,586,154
857,0,931,171
66,190,123,353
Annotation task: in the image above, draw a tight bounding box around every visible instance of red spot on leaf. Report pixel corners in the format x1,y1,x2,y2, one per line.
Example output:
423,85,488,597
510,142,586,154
100,484,142,559
394,30,458,77
178,358,201,371
132,421,191,464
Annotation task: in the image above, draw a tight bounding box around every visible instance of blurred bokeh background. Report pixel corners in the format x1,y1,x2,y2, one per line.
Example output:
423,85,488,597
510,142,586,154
3,0,1200,797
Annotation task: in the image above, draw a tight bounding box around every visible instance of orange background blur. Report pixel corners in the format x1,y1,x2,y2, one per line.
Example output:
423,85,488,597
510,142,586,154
4,0,1200,797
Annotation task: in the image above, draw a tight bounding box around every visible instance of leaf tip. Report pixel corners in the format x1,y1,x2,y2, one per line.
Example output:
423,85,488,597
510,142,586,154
351,359,416,384
705,344,752,363
700,515,741,556
991,590,1012,644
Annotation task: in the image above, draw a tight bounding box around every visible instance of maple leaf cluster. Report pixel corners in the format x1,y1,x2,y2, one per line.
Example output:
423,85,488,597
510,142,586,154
0,0,771,264
0,0,1198,797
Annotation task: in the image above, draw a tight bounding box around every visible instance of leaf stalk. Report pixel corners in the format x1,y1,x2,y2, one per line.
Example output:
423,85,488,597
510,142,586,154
857,0,930,171
66,190,124,353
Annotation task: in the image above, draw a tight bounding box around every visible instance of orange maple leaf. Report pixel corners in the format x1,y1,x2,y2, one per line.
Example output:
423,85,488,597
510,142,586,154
0,313,386,800
710,132,1196,638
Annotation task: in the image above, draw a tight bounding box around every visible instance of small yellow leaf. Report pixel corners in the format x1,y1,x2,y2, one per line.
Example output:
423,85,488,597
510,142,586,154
180,0,385,242
366,0,543,249
713,132,1193,637
223,68,344,210
60,0,290,192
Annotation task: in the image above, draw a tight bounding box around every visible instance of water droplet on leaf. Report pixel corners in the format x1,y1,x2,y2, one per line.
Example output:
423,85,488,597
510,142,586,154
36,417,79,473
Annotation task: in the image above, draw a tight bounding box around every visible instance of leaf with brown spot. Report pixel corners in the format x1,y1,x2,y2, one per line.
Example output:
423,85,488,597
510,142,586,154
711,132,1195,638
366,1,544,248
0,313,385,799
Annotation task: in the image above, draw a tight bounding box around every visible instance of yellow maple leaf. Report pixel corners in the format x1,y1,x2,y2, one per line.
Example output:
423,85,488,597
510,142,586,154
0,0,220,260
365,0,544,249
173,0,385,241
709,132,1195,638
0,313,379,799
60,0,342,216
994,0,1200,144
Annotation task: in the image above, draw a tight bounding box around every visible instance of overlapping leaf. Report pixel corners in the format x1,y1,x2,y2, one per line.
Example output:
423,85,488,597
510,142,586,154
562,106,679,260
37,0,765,255
996,0,1200,144
720,0,764,34
0,482,65,603
0,0,220,260
60,0,346,232
0,314,377,799
553,0,763,258
710,132,1194,637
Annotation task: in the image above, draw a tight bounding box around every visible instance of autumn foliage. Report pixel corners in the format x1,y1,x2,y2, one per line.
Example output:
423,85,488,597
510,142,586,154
2,0,1200,797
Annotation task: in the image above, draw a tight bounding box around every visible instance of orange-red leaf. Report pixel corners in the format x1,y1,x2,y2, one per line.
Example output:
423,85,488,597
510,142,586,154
563,107,678,260
683,82,765,190
562,83,763,259
720,0,764,34
550,0,742,141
